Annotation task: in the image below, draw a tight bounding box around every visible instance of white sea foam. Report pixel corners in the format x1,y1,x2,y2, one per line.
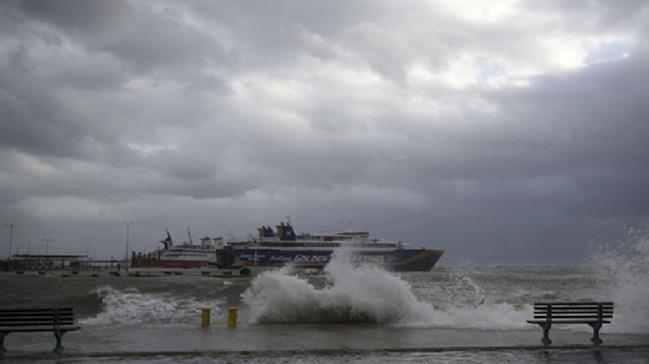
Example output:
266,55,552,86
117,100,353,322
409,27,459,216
242,252,530,329
591,231,649,334
80,286,221,326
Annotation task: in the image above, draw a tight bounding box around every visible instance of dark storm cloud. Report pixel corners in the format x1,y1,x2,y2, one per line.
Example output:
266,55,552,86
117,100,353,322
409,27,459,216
20,0,236,73
0,48,110,158
19,0,132,33
1,0,648,262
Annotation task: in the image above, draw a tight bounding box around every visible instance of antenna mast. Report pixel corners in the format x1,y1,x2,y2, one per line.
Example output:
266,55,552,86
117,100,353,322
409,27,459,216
187,226,193,245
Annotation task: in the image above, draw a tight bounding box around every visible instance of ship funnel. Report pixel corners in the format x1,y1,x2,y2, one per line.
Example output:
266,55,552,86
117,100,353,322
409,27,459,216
275,223,285,240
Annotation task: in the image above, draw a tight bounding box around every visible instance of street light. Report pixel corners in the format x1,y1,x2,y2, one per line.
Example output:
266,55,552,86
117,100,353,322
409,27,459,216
124,221,133,262
81,243,93,258
42,238,53,255
4,224,15,260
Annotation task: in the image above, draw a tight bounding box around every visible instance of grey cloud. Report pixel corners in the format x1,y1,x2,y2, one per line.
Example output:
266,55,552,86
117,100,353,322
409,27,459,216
17,0,237,77
281,23,342,61
19,0,133,34
0,49,120,158
96,10,234,73
521,0,649,31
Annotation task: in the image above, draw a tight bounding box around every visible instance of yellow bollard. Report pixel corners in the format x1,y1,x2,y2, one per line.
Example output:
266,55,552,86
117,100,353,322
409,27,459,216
227,307,237,328
201,308,211,327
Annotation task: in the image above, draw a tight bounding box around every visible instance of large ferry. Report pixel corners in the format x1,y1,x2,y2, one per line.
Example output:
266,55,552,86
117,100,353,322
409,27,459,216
215,222,443,272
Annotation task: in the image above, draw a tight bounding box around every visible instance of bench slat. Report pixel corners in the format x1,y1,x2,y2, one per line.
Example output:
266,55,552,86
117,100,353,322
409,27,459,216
0,312,74,316
0,316,74,321
534,307,613,311
533,312,613,316
534,306,613,311
534,308,613,311
0,308,73,313
534,313,613,316
534,308,612,311
534,312,613,314
0,318,75,322
0,319,74,326
534,306,614,310
0,326,80,332
534,312,613,315
0,324,78,328
534,315,613,319
0,322,75,327
533,302,613,305
528,319,611,324
0,313,75,317
533,310,613,314
534,311,613,315
0,314,74,319
0,320,75,323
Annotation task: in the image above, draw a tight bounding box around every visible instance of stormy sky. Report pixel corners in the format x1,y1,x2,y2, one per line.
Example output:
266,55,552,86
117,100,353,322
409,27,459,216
1,0,648,263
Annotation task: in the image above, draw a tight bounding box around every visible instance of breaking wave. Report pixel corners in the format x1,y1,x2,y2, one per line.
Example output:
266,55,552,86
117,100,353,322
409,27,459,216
241,253,529,329
591,230,649,334
80,286,221,326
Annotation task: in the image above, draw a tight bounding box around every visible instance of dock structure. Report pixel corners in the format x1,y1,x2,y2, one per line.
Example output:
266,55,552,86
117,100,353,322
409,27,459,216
1,254,127,273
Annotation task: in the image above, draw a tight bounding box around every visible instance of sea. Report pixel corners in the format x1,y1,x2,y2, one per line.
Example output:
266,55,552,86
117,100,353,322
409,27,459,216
1,238,648,363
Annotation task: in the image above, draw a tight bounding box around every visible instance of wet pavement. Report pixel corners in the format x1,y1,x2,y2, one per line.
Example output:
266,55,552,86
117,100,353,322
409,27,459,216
2,323,648,358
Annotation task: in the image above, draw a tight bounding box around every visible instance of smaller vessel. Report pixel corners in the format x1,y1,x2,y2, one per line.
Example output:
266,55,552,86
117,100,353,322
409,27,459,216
130,229,224,269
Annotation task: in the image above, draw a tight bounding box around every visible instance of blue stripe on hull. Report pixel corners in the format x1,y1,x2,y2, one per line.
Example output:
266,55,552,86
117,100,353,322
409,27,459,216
232,248,443,271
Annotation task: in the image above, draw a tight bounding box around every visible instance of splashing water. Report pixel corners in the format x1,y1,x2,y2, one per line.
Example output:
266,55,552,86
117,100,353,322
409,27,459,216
242,252,530,328
80,286,221,326
592,231,649,333
242,256,434,324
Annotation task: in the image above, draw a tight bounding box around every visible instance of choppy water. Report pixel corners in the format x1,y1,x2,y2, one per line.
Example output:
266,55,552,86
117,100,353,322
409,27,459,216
1,236,648,363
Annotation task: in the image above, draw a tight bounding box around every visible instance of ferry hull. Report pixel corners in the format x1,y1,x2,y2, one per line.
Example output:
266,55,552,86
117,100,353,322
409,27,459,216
230,248,443,271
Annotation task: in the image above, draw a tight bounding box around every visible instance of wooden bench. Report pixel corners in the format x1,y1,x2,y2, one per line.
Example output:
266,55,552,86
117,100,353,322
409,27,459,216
527,302,613,346
0,307,80,353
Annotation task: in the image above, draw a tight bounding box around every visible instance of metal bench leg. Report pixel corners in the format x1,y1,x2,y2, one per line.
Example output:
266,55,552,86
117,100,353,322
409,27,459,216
538,323,552,346
53,330,65,353
589,323,602,346
0,332,6,353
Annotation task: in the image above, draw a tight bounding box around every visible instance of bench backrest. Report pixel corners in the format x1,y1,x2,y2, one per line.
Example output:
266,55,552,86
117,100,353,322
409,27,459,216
0,308,75,328
533,302,613,321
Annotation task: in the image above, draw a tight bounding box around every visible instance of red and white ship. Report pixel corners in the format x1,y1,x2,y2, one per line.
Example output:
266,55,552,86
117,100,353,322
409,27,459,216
130,230,224,269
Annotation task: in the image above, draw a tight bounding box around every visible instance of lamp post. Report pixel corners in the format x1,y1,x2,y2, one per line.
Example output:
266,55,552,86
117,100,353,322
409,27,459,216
42,238,53,256
4,224,15,260
42,238,53,270
124,221,133,263
81,243,93,258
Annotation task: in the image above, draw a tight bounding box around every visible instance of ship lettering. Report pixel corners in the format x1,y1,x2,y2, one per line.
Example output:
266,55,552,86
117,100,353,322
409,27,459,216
293,254,330,263
353,255,385,264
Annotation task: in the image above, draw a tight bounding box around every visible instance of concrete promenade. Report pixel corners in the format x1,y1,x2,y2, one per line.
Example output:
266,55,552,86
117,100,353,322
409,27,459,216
1,324,648,361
